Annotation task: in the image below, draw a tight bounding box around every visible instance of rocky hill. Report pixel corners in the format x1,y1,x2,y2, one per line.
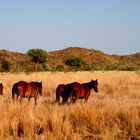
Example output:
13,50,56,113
0,47,140,71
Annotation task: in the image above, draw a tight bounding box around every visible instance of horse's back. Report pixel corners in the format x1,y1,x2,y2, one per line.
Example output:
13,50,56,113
71,82,83,92
12,81,29,97
15,81,28,89
16,81,28,86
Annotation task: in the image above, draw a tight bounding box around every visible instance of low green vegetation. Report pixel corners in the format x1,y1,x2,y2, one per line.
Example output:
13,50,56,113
0,60,12,72
27,48,48,71
0,47,139,72
64,55,91,71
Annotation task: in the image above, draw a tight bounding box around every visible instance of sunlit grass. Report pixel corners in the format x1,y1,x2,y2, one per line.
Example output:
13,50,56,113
0,71,140,139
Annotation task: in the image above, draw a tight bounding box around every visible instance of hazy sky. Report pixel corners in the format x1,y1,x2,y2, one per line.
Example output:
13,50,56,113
0,0,140,55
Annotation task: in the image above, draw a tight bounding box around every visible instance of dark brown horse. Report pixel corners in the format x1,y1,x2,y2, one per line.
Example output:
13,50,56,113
0,83,3,95
55,83,72,103
55,84,66,103
12,81,42,104
62,80,98,103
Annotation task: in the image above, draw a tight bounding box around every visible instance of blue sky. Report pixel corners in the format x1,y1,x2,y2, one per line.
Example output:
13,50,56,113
0,0,140,54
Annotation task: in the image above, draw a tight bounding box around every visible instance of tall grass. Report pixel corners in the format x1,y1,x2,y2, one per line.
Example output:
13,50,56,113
0,71,140,140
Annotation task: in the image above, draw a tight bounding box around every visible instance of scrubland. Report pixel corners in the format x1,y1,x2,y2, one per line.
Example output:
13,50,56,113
0,71,140,140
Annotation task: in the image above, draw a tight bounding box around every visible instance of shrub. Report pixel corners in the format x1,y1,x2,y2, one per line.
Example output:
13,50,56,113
27,49,47,64
118,64,139,71
55,65,64,71
64,55,87,71
43,63,51,71
0,60,12,72
27,48,47,71
80,63,92,71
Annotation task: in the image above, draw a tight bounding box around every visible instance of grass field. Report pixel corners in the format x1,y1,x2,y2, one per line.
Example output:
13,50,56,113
0,71,140,140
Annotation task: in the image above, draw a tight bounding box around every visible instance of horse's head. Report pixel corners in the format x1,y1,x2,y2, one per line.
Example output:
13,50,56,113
91,79,98,93
0,83,3,95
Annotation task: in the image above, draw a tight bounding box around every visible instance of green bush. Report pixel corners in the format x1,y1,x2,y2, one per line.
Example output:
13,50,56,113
64,55,87,71
27,49,47,63
91,62,104,70
27,48,48,71
118,65,139,71
104,65,118,71
42,63,51,71
80,63,92,71
0,60,12,72
55,65,64,71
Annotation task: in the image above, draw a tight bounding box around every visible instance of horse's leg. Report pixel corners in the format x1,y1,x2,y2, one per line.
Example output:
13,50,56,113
62,97,66,104
55,92,60,103
34,97,37,105
16,94,19,101
66,96,69,103
70,95,73,103
28,96,31,103
12,93,15,103
62,96,69,104
19,96,23,104
12,93,15,102
55,96,59,103
84,93,90,102
73,97,77,103
71,90,77,104
70,95,76,104
84,97,88,102
13,91,18,103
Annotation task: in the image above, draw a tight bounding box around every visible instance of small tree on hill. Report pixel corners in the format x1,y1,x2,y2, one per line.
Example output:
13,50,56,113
64,55,86,71
27,49,47,71
0,60,12,72
55,65,64,71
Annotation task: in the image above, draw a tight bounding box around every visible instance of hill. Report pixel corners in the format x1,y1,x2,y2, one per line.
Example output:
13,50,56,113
48,47,140,70
0,47,140,71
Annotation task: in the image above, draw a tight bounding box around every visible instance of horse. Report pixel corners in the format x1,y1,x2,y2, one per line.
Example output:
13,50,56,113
62,80,98,103
55,84,66,103
0,83,3,95
55,83,72,103
12,81,42,104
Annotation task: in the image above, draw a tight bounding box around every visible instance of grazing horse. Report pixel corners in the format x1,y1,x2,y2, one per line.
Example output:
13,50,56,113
62,80,98,103
0,83,3,95
12,81,42,104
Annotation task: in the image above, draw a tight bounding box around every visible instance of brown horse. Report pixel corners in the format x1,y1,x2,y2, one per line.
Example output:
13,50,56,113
55,83,72,103
55,84,66,103
0,83,3,95
12,81,42,104
62,80,98,103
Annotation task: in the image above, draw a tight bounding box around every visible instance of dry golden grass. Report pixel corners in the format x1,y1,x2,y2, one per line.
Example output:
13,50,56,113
0,71,140,140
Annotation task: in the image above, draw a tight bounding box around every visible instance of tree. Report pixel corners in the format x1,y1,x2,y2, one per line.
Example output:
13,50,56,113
64,55,85,71
55,65,64,71
27,49,47,71
0,60,12,72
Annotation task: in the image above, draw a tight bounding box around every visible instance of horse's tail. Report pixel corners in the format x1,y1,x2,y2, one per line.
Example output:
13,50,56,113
68,84,76,103
55,88,61,103
12,83,18,99
61,84,73,104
